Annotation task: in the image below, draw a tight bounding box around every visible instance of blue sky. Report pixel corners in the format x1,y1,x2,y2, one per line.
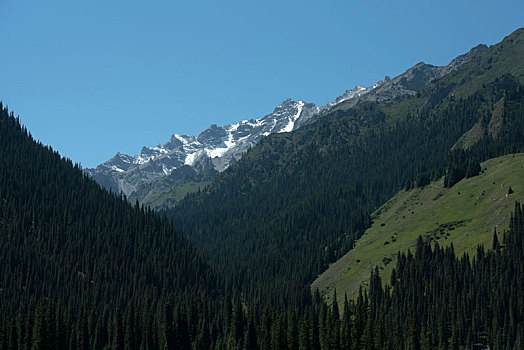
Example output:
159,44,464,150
0,1,522,168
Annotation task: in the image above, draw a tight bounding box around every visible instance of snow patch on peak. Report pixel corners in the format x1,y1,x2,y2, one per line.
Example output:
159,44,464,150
279,101,304,133
247,119,265,128
110,165,125,173
134,156,150,165
205,131,246,159
205,136,231,159
224,122,240,133
154,146,169,154
174,133,190,144
184,150,204,166
206,147,228,159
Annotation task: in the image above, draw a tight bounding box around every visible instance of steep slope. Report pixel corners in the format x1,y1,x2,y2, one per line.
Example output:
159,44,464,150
440,28,524,98
328,44,488,112
169,28,524,304
89,43,487,209
312,153,524,303
0,104,219,316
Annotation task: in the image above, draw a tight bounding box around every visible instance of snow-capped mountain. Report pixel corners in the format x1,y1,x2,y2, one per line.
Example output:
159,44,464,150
87,99,319,205
87,43,488,208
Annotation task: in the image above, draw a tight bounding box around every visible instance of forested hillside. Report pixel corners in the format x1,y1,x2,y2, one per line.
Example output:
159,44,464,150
0,104,229,348
0,104,220,311
168,28,524,305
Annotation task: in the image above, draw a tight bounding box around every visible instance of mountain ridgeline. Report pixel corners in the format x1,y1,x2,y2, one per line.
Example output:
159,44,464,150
168,28,524,304
88,41,488,210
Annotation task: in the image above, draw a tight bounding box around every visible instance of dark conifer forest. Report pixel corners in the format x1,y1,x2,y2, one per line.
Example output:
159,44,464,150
1,29,524,349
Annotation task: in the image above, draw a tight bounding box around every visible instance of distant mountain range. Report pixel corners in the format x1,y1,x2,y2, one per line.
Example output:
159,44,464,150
87,43,488,208
87,98,319,207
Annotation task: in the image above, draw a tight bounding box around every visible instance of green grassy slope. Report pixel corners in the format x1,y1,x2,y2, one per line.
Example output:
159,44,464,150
312,153,524,305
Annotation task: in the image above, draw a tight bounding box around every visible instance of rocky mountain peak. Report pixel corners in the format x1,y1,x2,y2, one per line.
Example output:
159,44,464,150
86,97,319,203
445,44,488,73
327,43,488,112
273,98,299,113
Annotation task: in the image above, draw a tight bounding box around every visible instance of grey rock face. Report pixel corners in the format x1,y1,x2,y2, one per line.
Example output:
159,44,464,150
86,99,319,203
327,44,489,112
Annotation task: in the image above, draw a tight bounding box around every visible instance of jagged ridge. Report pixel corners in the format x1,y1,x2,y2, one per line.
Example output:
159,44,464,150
88,43,488,207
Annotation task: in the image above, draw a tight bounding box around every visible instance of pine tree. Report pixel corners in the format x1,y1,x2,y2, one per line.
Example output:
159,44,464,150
232,297,244,345
175,305,190,350
287,311,299,350
270,314,285,350
492,229,500,251
161,304,175,350
244,313,258,350
298,318,310,350
31,303,46,350
331,290,340,323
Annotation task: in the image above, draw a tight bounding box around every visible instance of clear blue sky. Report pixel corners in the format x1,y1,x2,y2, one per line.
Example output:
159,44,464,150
0,1,522,168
